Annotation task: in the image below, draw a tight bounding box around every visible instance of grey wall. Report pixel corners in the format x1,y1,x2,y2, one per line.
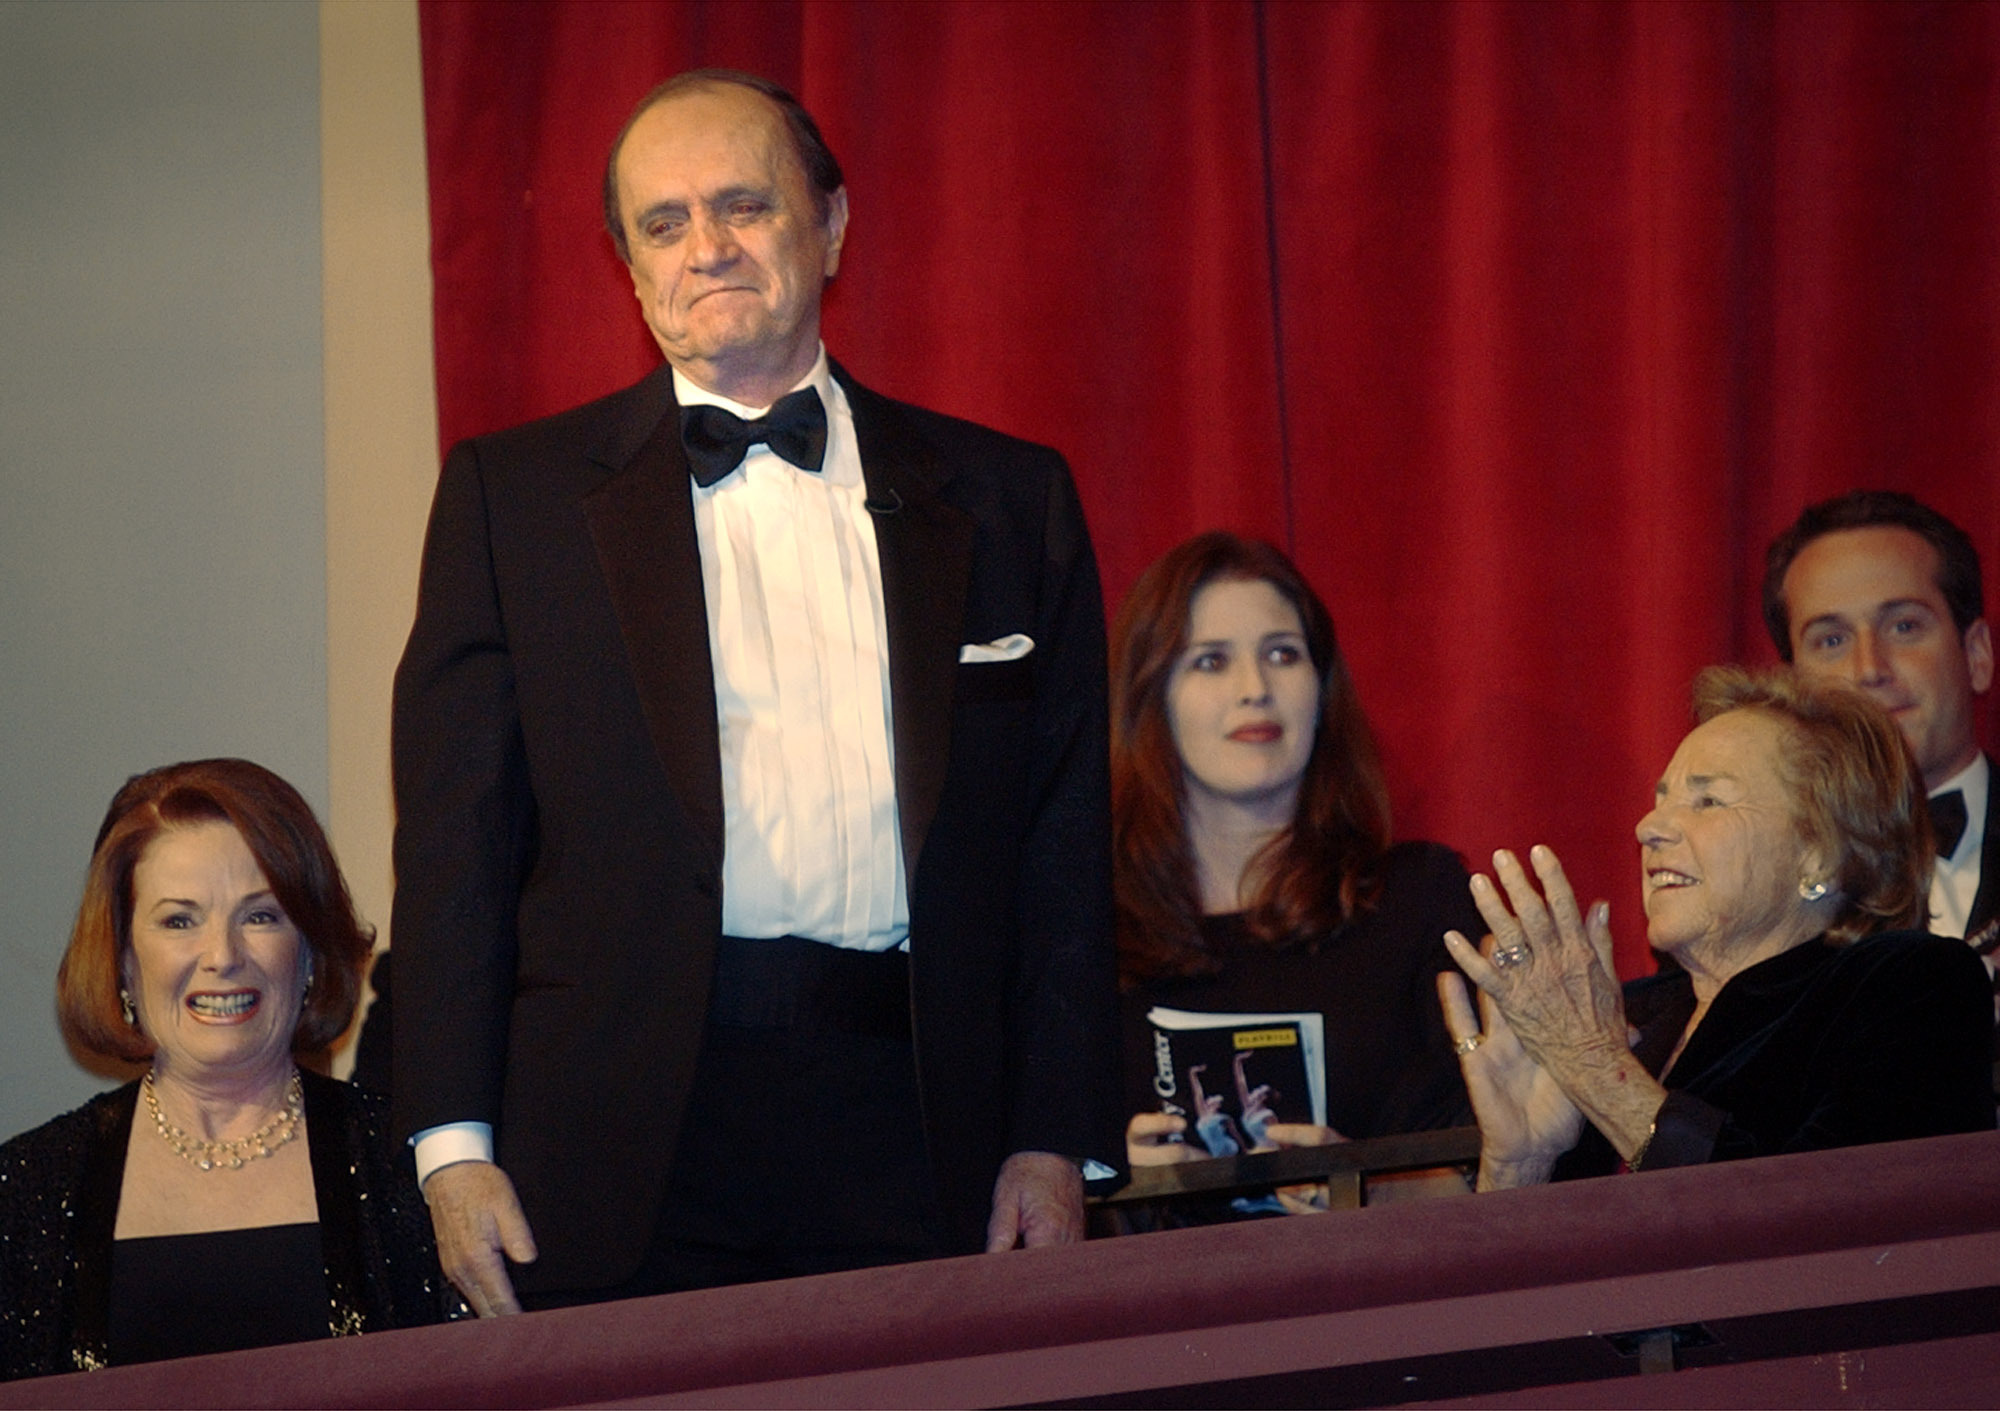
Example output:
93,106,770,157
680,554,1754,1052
0,0,327,1141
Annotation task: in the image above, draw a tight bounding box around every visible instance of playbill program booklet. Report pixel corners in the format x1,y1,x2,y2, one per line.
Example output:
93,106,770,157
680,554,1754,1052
1144,1007,1326,1158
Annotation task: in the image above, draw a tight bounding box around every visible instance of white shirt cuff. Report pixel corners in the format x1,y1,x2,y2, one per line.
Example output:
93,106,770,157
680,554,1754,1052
412,1121,494,1186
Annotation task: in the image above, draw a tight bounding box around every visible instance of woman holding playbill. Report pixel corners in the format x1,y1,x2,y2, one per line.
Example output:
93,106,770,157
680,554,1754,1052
1111,532,1481,1202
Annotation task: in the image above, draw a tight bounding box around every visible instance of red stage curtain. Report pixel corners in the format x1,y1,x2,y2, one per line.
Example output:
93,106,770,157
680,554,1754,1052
417,0,2000,976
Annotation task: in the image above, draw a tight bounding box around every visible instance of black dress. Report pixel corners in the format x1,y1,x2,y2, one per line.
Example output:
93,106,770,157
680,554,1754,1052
1557,929,1997,1180
1121,841,1483,1142
0,1069,449,1381
108,1222,326,1365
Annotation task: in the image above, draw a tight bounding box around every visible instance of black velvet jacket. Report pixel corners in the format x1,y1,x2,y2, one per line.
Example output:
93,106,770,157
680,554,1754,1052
1557,929,1996,1180
0,1070,447,1381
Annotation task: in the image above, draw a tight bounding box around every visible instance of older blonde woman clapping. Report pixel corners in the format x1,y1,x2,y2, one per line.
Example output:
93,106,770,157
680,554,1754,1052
1438,667,1994,1191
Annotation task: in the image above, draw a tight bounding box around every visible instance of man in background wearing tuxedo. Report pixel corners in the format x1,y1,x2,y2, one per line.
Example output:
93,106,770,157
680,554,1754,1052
1764,491,1999,1004
392,69,1119,1314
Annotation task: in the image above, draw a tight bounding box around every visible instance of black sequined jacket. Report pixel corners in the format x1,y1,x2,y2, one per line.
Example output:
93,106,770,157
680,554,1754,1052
0,1069,448,1381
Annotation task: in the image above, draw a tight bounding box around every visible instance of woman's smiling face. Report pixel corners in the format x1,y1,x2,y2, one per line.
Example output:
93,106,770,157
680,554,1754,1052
123,820,305,1087
1636,709,1823,974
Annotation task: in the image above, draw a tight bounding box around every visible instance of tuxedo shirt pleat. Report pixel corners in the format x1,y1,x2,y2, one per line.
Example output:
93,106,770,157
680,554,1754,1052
683,357,908,950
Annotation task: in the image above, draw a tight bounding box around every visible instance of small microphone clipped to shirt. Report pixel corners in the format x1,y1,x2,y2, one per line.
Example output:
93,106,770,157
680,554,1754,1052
864,488,904,515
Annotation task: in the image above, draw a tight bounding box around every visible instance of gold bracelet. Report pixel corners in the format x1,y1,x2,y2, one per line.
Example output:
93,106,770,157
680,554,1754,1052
1628,1119,1657,1172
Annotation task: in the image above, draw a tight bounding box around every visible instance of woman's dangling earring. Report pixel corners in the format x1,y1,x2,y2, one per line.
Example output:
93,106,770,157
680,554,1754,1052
120,988,137,1027
1798,877,1829,903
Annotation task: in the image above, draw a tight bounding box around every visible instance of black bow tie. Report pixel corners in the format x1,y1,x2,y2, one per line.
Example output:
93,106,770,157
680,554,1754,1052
679,388,828,487
1929,789,1969,859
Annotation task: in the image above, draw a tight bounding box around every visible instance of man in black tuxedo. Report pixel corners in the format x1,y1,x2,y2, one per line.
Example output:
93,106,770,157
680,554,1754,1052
1764,490,1999,980
391,70,1119,1315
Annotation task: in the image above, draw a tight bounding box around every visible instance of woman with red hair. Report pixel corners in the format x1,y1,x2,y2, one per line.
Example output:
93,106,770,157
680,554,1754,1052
0,759,446,1380
1114,533,1479,1199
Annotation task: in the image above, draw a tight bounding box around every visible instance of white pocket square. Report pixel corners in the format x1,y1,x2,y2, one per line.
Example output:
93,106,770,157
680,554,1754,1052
958,633,1035,664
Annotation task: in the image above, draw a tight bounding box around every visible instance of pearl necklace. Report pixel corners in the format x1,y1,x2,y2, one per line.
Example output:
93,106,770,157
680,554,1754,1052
144,1070,304,1171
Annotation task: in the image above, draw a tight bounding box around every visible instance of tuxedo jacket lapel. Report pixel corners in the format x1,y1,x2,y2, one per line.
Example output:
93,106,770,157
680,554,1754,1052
1969,756,2000,951
581,370,725,866
841,367,974,890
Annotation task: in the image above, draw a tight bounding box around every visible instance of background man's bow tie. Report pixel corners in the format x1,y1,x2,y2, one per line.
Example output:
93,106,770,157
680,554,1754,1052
679,387,828,486
1929,788,1969,859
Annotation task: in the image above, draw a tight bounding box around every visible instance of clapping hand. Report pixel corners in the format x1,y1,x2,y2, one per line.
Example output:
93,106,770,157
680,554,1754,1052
1437,846,1633,1187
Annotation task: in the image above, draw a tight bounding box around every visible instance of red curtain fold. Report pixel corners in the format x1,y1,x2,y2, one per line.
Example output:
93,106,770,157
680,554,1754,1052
1264,2,1755,903
418,0,2000,976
